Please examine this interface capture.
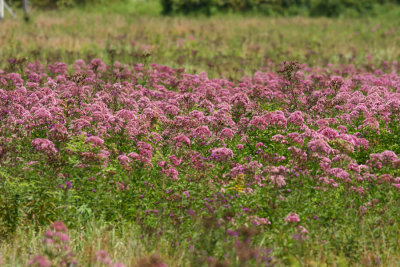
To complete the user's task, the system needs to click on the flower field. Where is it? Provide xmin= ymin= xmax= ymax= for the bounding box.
xmin=1 ymin=1 xmax=400 ymax=265
xmin=1 ymin=56 xmax=400 ymax=266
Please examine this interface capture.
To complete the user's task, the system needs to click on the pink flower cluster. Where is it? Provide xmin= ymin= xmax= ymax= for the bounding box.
xmin=95 ymin=250 xmax=126 ymax=267
xmin=32 ymin=138 xmax=58 ymax=155
xmin=285 ymin=213 xmax=300 ymax=223
xmin=29 ymin=221 xmax=76 ymax=267
xmin=1 ymin=59 xmax=400 ymax=239
xmin=211 ymin=147 xmax=234 ymax=162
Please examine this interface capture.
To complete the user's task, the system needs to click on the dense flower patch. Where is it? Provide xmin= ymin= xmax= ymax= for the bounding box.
xmin=1 ymin=60 xmax=400 ymax=265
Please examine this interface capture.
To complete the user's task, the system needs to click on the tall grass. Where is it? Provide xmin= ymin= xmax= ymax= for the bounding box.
xmin=1 ymin=2 xmax=400 ymax=79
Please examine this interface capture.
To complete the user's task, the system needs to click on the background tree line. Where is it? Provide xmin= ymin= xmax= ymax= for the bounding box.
xmin=6 ymin=0 xmax=400 ymax=16
xmin=160 ymin=0 xmax=400 ymax=17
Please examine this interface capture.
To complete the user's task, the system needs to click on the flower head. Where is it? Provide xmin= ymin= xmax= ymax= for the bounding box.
xmin=28 ymin=255 xmax=52 ymax=267
xmin=211 ymin=147 xmax=234 ymax=162
xmin=285 ymin=213 xmax=300 ymax=223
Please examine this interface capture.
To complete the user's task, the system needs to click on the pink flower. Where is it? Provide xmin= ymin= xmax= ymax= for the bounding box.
xmin=229 ymin=165 xmax=246 ymax=178
xmin=392 ymin=183 xmax=400 ymax=189
xmin=220 ymin=128 xmax=235 ymax=140
xmin=240 ymin=135 xmax=249 ymax=143
xmin=288 ymin=111 xmax=304 ymax=126
xmin=184 ymin=191 xmax=190 ymax=198
xmin=297 ymin=225 xmax=308 ymax=234
xmin=272 ymin=134 xmax=288 ymax=144
xmin=249 ymin=116 xmax=266 ymax=130
xmin=263 ymin=111 xmax=287 ymax=128
xmin=50 ymin=221 xmax=68 ymax=232
xmin=49 ymin=123 xmax=68 ymax=140
xmin=69 ymin=118 xmax=91 ymax=131
xmin=248 ymin=160 xmax=262 ymax=172
xmin=285 ymin=213 xmax=300 ymax=223
xmin=211 ymin=147 xmax=234 ymax=162
xmin=58 ymin=233 xmax=70 ymax=242
xmin=362 ymin=116 xmax=380 ymax=130
xmin=118 ymin=154 xmax=131 ymax=165
xmin=96 ymin=250 xmax=112 ymax=265
xmin=128 ymin=152 xmax=140 ymax=160
xmin=174 ymin=134 xmax=191 ymax=147
xmin=33 ymin=108 xmax=52 ymax=122
xmin=319 ymin=127 xmax=339 ymax=139
xmin=319 ymin=157 xmax=331 ymax=171
xmin=193 ymin=125 xmax=212 ymax=139
xmin=250 ymin=216 xmax=271 ymax=226
xmin=86 ymin=136 xmax=104 ymax=148
xmin=329 ymin=168 xmax=351 ymax=182
xmin=157 ymin=160 xmax=167 ymax=168
xmin=256 ymin=142 xmax=265 ymax=148
xmin=393 ymin=159 xmax=400 ymax=168
xmin=32 ymin=138 xmax=58 ymax=155
xmin=236 ymin=144 xmax=244 ymax=150
xmin=271 ymin=175 xmax=286 ymax=188
xmin=379 ymin=174 xmax=393 ymax=183
xmin=165 ymin=167 xmax=179 ymax=181
xmin=169 ymin=155 xmax=183 ymax=166
xmin=28 ymin=255 xmax=52 ymax=267
xmin=381 ymin=150 xmax=398 ymax=164
xmin=337 ymin=125 xmax=348 ymax=134
xmin=316 ymin=119 xmax=329 ymax=129
xmin=138 ymin=141 xmax=153 ymax=156
xmin=116 ymin=109 xmax=137 ymax=121
xmin=164 ymin=104 xmax=180 ymax=116
xmin=307 ymin=139 xmax=332 ymax=155
xmin=230 ymin=92 xmax=250 ymax=107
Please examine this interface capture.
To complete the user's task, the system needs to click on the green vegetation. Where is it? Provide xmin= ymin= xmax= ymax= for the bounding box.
xmin=160 ymin=0 xmax=400 ymax=17
xmin=7 ymin=0 xmax=129 ymax=9
xmin=1 ymin=2 xmax=400 ymax=80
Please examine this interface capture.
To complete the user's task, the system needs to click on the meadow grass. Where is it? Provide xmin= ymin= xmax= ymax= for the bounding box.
xmin=1 ymin=2 xmax=400 ymax=80
xmin=0 ymin=220 xmax=189 ymax=267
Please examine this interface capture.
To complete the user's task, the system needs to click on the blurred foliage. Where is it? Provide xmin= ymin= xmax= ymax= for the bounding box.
xmin=161 ymin=0 xmax=400 ymax=16
xmin=8 ymin=0 xmax=128 ymax=8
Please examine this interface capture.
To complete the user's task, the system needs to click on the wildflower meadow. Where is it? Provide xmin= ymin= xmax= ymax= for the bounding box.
xmin=1 ymin=0 xmax=400 ymax=266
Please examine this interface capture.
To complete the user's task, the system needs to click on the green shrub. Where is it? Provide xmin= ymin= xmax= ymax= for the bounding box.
xmin=27 ymin=0 xmax=128 ymax=8
xmin=160 ymin=0 xmax=399 ymax=16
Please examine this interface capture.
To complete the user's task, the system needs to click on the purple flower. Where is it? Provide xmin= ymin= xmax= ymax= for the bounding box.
xmin=226 ymin=229 xmax=238 ymax=236
xmin=187 ymin=209 xmax=196 ymax=216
